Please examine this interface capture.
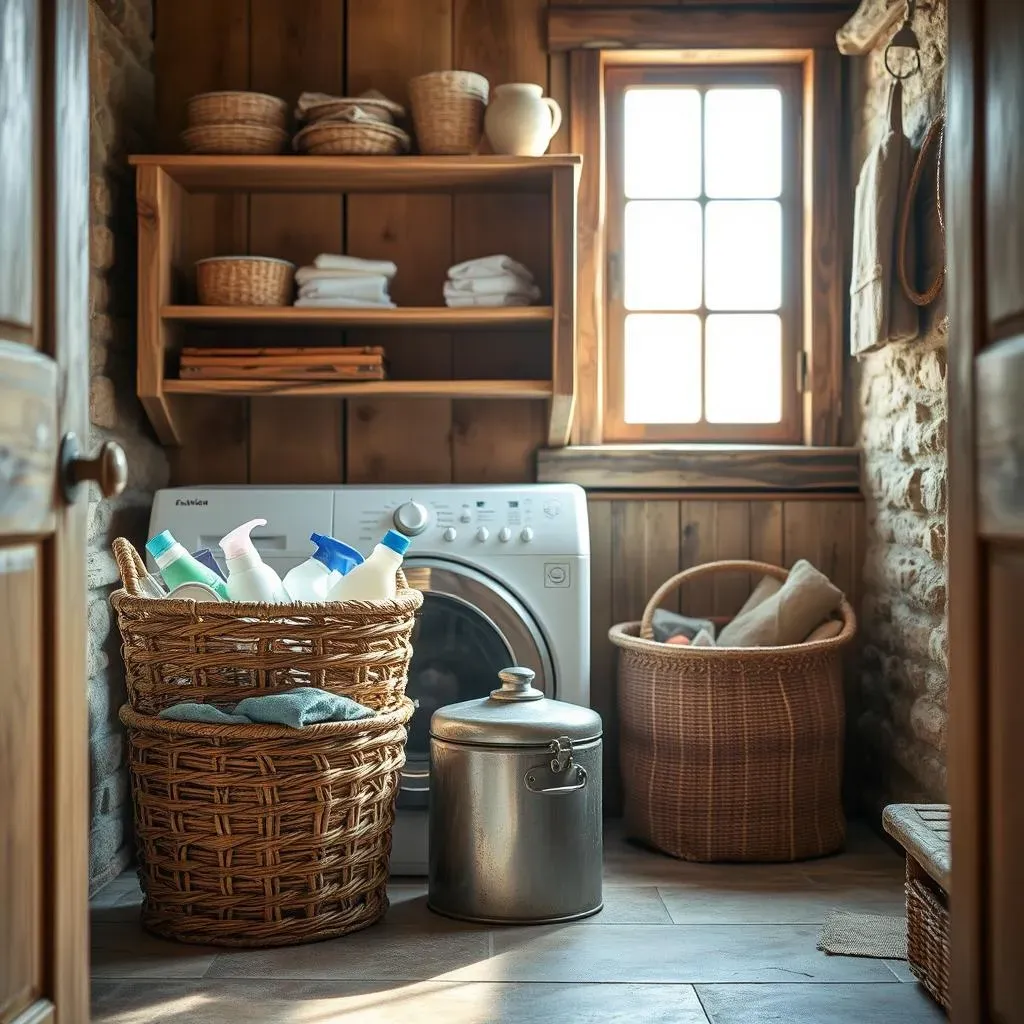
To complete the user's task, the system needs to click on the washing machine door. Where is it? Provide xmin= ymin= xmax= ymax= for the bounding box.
xmin=400 ymin=558 xmax=554 ymax=806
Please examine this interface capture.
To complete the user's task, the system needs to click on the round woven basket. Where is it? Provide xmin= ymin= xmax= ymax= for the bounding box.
xmin=181 ymin=123 xmax=289 ymax=155
xmin=609 ymin=560 xmax=856 ymax=863
xmin=186 ymin=90 xmax=289 ymax=130
xmin=195 ymin=255 xmax=295 ymax=306
xmin=408 ymin=70 xmax=489 ymax=154
xmin=111 ymin=538 xmax=423 ymax=716
xmin=293 ymin=120 xmax=410 ymax=156
xmin=121 ymin=699 xmax=414 ymax=947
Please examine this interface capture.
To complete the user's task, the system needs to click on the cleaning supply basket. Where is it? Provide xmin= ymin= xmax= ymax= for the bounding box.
xmin=121 ymin=699 xmax=414 ymax=947
xmin=609 ymin=560 xmax=856 ymax=863
xmin=111 ymin=538 xmax=422 ymax=716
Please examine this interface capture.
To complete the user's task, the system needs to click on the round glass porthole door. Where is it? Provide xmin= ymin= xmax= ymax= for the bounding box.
xmin=400 ymin=560 xmax=553 ymax=806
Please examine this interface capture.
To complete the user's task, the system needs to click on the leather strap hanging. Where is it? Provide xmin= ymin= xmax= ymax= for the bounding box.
xmin=897 ymin=112 xmax=946 ymax=306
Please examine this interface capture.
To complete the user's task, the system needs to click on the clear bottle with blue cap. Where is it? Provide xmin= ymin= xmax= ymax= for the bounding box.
xmin=283 ymin=533 xmax=365 ymax=602
xmin=146 ymin=530 xmax=230 ymax=600
xmin=326 ymin=529 xmax=410 ymax=602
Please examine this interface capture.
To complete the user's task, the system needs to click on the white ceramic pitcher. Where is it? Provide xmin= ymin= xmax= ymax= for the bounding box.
xmin=484 ymin=83 xmax=562 ymax=157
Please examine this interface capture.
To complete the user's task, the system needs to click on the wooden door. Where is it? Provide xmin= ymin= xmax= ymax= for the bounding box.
xmin=0 ymin=0 xmax=101 ymax=1021
xmin=948 ymin=0 xmax=1024 ymax=1020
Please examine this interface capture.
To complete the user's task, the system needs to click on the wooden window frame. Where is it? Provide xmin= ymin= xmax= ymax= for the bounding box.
xmin=568 ymin=47 xmax=844 ymax=450
xmin=604 ymin=62 xmax=804 ymax=444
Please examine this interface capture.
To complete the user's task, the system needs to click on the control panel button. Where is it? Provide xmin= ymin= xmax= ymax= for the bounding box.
xmin=475 ymin=527 xmax=489 ymax=542
xmin=520 ymin=527 xmax=534 ymax=543
xmin=442 ymin=527 xmax=457 ymax=542
xmin=498 ymin=527 xmax=512 ymax=543
xmin=459 ymin=505 xmax=473 ymax=524
xmin=393 ymin=500 xmax=430 ymax=536
xmin=545 ymin=562 xmax=571 ymax=588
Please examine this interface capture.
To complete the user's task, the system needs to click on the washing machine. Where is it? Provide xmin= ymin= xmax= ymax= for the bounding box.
xmin=148 ymin=483 xmax=591 ymax=875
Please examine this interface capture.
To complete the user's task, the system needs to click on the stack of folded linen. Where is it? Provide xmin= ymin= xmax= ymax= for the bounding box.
xmin=294 ymin=254 xmax=397 ymax=308
xmin=443 ymin=254 xmax=541 ymax=307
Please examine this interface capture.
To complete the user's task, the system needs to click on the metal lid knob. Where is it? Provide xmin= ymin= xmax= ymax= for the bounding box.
xmin=491 ymin=666 xmax=544 ymax=702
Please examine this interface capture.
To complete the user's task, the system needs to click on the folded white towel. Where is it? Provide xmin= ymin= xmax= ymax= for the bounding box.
xmin=445 ymin=293 xmax=535 ymax=308
xmin=448 ymin=254 xmax=534 ymax=282
xmin=294 ymin=296 xmax=397 ymax=308
xmin=444 ymin=273 xmax=540 ymax=300
xmin=299 ymin=276 xmax=390 ymax=301
xmin=312 ymin=254 xmax=397 ymax=277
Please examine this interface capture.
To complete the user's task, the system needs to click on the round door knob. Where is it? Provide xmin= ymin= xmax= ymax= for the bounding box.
xmin=520 ymin=527 xmax=534 ymax=543
xmin=442 ymin=527 xmax=457 ymax=542
xmin=60 ymin=433 xmax=127 ymax=503
xmin=475 ymin=527 xmax=489 ymax=542
xmin=393 ymin=500 xmax=430 ymax=536
xmin=498 ymin=527 xmax=512 ymax=543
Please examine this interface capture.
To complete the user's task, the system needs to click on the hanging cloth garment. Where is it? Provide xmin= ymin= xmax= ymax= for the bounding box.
xmin=850 ymin=80 xmax=919 ymax=356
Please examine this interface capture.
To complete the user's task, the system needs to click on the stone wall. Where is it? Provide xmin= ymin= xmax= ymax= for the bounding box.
xmin=88 ymin=0 xmax=168 ymax=893
xmin=852 ymin=0 xmax=948 ymax=815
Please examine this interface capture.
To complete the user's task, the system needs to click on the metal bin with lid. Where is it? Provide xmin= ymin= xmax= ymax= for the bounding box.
xmin=427 ymin=666 xmax=603 ymax=923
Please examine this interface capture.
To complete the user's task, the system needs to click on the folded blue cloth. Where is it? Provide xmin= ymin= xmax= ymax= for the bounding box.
xmin=158 ymin=687 xmax=374 ymax=729
xmin=234 ymin=687 xmax=375 ymax=728
xmin=159 ymin=704 xmax=251 ymax=725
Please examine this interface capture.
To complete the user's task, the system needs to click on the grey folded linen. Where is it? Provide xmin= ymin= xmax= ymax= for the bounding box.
xmin=159 ymin=687 xmax=374 ymax=728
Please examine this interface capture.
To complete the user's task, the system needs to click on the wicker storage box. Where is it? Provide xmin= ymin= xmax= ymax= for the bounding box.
xmin=409 ymin=70 xmax=489 ymax=154
xmin=883 ymin=803 xmax=950 ymax=1010
xmin=195 ymin=255 xmax=295 ymax=306
xmin=111 ymin=538 xmax=422 ymax=716
xmin=121 ymin=699 xmax=414 ymax=947
xmin=609 ymin=560 xmax=856 ymax=863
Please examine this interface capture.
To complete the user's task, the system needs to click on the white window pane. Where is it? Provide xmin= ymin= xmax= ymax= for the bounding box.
xmin=625 ymin=314 xmax=701 ymax=424
xmin=705 ymin=200 xmax=782 ymax=311
xmin=624 ymin=88 xmax=702 ymax=199
xmin=705 ymin=314 xmax=782 ymax=423
xmin=625 ymin=201 xmax=702 ymax=311
xmin=705 ymin=88 xmax=782 ymax=198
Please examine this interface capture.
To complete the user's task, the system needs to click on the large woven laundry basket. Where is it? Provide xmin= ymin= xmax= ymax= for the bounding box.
xmin=110 ymin=538 xmax=421 ymax=716
xmin=609 ymin=560 xmax=856 ymax=863
xmin=121 ymin=699 xmax=414 ymax=947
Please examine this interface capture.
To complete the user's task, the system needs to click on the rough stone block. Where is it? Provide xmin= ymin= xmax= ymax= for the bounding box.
xmin=90 ymin=375 xmax=118 ymax=429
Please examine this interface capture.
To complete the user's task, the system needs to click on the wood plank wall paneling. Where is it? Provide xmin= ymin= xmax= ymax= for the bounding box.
xmin=592 ymin=494 xmax=865 ymax=815
xmin=452 ymin=0 xmax=551 ymax=483
xmin=345 ymin=0 xmax=455 ymax=484
xmin=155 ymin=0 xmax=250 ymax=486
xmin=247 ymin=0 xmax=346 ymax=484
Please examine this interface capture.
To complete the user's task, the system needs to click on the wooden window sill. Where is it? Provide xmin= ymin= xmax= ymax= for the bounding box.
xmin=536 ymin=444 xmax=861 ymax=492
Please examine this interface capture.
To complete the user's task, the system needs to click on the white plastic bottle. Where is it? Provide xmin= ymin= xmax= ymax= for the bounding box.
xmin=326 ymin=529 xmax=410 ymax=602
xmin=283 ymin=533 xmax=365 ymax=602
xmin=218 ymin=518 xmax=288 ymax=603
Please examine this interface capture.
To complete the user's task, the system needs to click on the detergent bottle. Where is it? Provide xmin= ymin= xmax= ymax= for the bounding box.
xmin=218 ymin=518 xmax=288 ymax=603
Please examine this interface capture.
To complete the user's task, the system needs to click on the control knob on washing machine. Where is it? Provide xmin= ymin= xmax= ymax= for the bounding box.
xmin=393 ymin=500 xmax=430 ymax=536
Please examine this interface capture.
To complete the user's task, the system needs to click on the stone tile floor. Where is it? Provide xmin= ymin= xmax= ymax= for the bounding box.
xmin=90 ymin=822 xmax=945 ymax=1023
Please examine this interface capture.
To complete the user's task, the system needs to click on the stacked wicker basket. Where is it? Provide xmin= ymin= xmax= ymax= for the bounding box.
xmin=182 ymin=91 xmax=289 ymax=154
xmin=110 ymin=538 xmax=422 ymax=947
xmin=293 ymin=90 xmax=410 ymax=156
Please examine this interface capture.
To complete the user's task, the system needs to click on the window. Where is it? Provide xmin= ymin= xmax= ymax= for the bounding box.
xmin=604 ymin=65 xmax=804 ymax=443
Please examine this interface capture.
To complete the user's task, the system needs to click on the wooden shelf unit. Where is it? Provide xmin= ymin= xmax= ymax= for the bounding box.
xmin=132 ymin=154 xmax=580 ymax=448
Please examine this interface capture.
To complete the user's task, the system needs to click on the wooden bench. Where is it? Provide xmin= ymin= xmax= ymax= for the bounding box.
xmin=883 ymin=803 xmax=951 ymax=1011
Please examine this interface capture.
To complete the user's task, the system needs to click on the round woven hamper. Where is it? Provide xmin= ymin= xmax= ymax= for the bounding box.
xmin=609 ymin=560 xmax=856 ymax=863
xmin=121 ymin=699 xmax=414 ymax=947
xmin=110 ymin=538 xmax=422 ymax=716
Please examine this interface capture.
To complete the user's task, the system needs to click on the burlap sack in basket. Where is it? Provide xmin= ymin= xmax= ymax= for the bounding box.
xmin=609 ymin=560 xmax=856 ymax=863
xmin=110 ymin=537 xmax=422 ymax=716
xmin=121 ymin=698 xmax=414 ymax=947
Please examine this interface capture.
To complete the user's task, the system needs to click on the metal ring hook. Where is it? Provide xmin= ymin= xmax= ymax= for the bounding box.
xmin=885 ymin=43 xmax=921 ymax=81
